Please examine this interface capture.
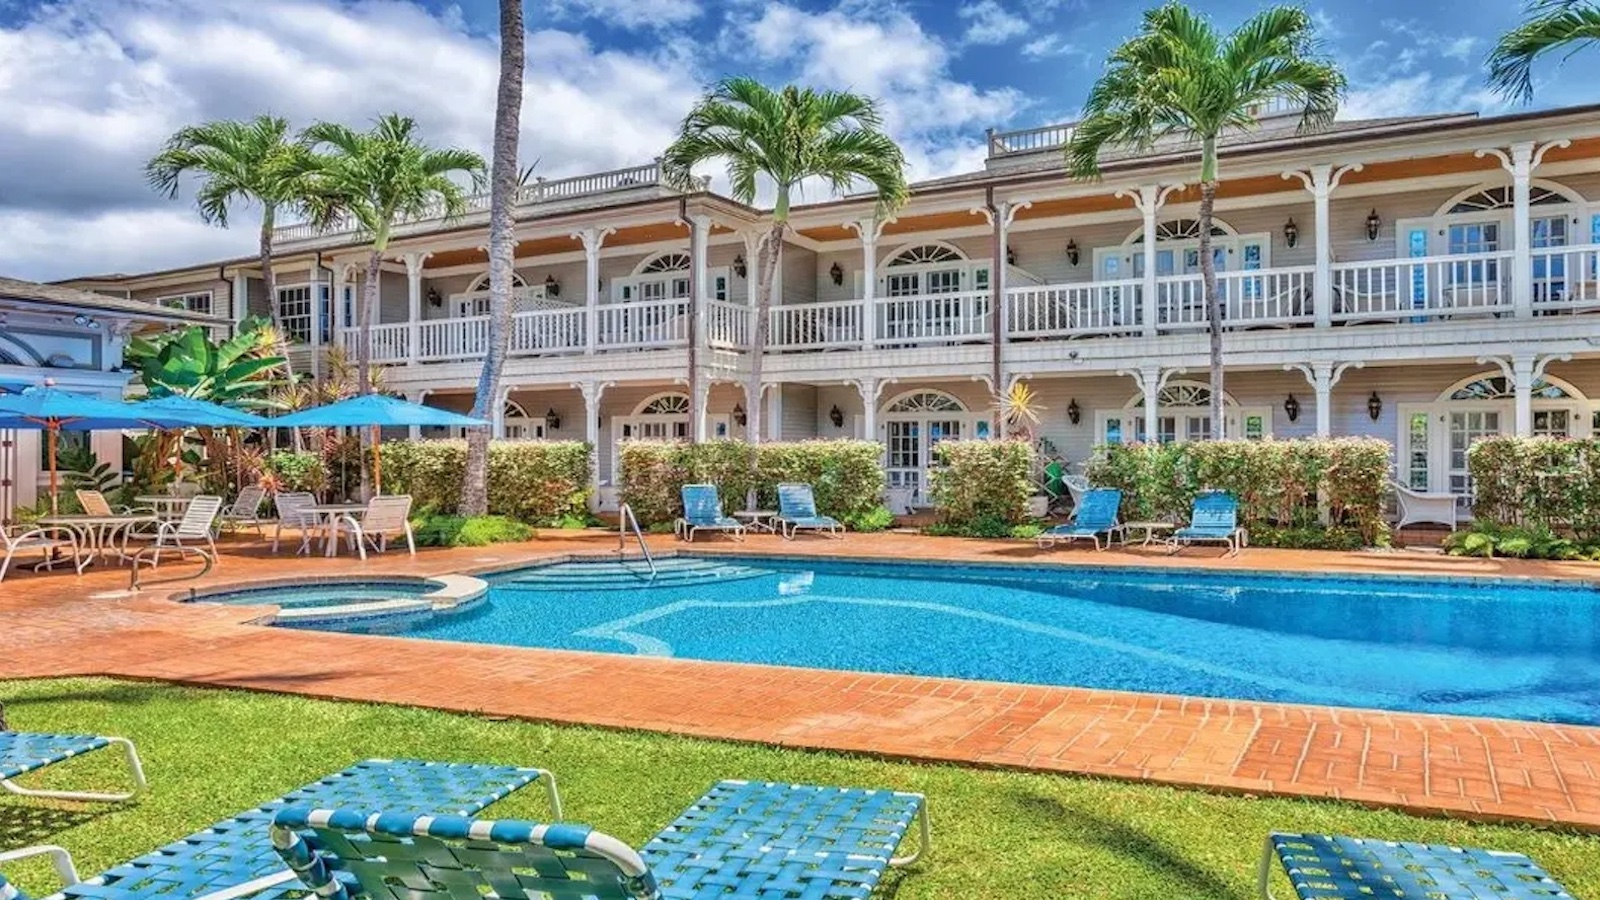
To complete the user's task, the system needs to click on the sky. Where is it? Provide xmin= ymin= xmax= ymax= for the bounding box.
xmin=0 ymin=0 xmax=1589 ymax=282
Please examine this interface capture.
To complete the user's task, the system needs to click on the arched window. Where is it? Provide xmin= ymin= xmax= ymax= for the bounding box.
xmin=1101 ymin=381 xmax=1268 ymax=444
xmin=1446 ymin=185 xmax=1571 ymax=214
xmin=638 ymin=252 xmax=691 ymax=274
xmin=637 ymin=393 xmax=691 ymax=415
xmin=1131 ymin=218 xmax=1233 ymax=243
xmin=886 ymin=244 xmax=964 ymax=266
xmin=465 ymin=271 xmax=528 ymax=293
xmin=1130 ymin=383 xmax=1233 ymax=409
xmin=885 ymin=390 xmax=965 ymax=413
xmin=1448 ymin=376 xmax=1574 ymax=401
xmin=879 ymin=390 xmax=983 ymax=503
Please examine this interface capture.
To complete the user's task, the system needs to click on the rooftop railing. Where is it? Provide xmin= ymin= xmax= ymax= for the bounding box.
xmin=986 ymin=123 xmax=1078 ymax=159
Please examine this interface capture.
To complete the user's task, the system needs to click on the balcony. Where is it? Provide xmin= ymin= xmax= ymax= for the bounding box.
xmin=274 ymin=161 xmax=705 ymax=244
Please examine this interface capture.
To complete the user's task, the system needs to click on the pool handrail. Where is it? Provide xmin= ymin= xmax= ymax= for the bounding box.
xmin=618 ymin=503 xmax=656 ymax=580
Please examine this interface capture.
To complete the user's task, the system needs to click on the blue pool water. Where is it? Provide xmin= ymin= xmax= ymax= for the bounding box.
xmin=280 ymin=557 xmax=1600 ymax=725
xmin=197 ymin=581 xmax=436 ymax=610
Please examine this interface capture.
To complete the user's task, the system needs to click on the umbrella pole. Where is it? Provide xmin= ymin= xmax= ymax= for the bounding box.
xmin=47 ymin=426 xmax=59 ymax=515
xmin=371 ymin=424 xmax=381 ymax=496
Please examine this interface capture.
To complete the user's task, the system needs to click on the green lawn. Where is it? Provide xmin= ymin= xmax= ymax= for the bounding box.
xmin=2 ymin=678 xmax=1596 ymax=899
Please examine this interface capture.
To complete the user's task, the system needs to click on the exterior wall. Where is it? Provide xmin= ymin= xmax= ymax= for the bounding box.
xmin=779 ymin=383 xmax=818 ymax=440
xmin=780 ymin=245 xmax=816 ymax=306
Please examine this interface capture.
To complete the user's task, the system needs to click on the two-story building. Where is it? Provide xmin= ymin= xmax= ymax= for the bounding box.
xmin=47 ymin=99 xmax=1600 ymax=513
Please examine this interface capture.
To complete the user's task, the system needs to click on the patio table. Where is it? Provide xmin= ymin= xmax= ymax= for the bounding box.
xmin=37 ymin=513 xmax=156 ymax=567
xmin=301 ymin=503 xmax=369 ymax=558
xmin=1122 ymin=521 xmax=1175 ymax=547
xmin=732 ymin=509 xmax=777 ymax=533
xmin=134 ymin=495 xmax=194 ymax=522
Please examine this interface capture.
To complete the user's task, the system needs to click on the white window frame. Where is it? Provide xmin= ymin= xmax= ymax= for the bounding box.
xmin=275 ymin=282 xmax=330 ymax=343
xmin=156 ymin=291 xmax=214 ymax=316
xmin=1095 ymin=381 xmax=1271 ymax=445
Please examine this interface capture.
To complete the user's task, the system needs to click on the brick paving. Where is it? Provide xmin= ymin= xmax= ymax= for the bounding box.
xmin=4 ymin=531 xmax=1600 ymax=829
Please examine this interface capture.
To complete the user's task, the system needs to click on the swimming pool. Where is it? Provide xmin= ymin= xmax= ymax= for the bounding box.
xmin=272 ymin=556 xmax=1600 ymax=725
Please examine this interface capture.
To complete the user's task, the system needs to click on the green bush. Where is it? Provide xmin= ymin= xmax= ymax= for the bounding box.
xmin=1466 ymin=437 xmax=1600 ymax=539
xmin=618 ymin=439 xmax=886 ymax=528
xmin=263 ymin=451 xmax=328 ymax=495
xmin=1085 ymin=438 xmax=1392 ymax=546
xmin=1443 ymin=520 xmax=1598 ymax=560
xmin=412 ymin=514 xmax=535 ymax=548
xmin=379 ymin=440 xmax=591 ymax=524
xmin=929 ymin=440 xmax=1035 ymax=530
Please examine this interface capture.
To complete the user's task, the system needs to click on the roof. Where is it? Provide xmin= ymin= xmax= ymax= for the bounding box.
xmin=0 ymin=275 xmax=228 ymax=324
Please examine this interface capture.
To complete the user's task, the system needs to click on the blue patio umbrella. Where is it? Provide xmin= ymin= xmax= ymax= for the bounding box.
xmin=0 ymin=384 xmax=200 ymax=512
xmin=273 ymin=394 xmax=488 ymax=492
xmin=133 ymin=394 xmax=272 ymax=428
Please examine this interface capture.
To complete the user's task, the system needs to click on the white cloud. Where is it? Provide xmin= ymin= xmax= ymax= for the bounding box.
xmin=545 ymin=0 xmax=702 ymax=30
xmin=1340 ymin=72 xmax=1504 ymax=119
xmin=958 ymin=0 xmax=1028 ymax=46
xmin=1021 ymin=34 xmax=1077 ymax=59
xmin=0 ymin=0 xmax=705 ymax=281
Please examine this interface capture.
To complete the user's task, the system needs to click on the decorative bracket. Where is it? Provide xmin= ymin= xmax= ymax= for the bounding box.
xmin=844 ymin=217 xmax=893 ymax=246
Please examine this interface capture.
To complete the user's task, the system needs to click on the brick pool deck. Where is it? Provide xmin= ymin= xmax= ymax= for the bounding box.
xmin=4 ymin=531 xmax=1600 ymax=830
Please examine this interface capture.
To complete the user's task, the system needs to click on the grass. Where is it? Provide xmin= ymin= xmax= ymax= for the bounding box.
xmin=3 ymin=677 xmax=1598 ymax=899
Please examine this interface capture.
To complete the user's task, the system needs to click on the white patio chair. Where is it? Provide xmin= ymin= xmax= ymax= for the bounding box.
xmin=340 ymin=495 xmax=416 ymax=560
xmin=1392 ymin=481 xmax=1459 ymax=530
xmin=74 ymin=490 xmax=155 ymax=517
xmin=220 ymin=485 xmax=267 ymax=535
xmin=0 ymin=525 xmax=84 ymax=582
xmin=1063 ymin=474 xmax=1090 ymax=508
xmin=124 ymin=495 xmax=223 ymax=568
xmin=270 ymin=491 xmax=321 ymax=555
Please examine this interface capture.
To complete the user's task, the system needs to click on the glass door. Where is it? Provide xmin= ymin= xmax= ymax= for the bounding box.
xmin=1447 ymin=409 xmax=1501 ymax=499
xmin=886 ymin=421 xmax=921 ymax=494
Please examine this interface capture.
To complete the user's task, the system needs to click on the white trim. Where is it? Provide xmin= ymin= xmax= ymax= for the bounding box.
xmin=154 ymin=290 xmax=215 ymax=316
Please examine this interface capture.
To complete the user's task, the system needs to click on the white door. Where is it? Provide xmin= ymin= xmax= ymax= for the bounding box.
xmin=1446 ymin=409 xmax=1501 ymax=498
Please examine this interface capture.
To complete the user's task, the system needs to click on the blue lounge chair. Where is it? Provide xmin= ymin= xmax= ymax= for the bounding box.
xmin=1171 ymin=490 xmax=1247 ymax=555
xmin=269 ymin=779 xmax=928 ymax=900
xmin=1037 ymin=488 xmax=1123 ymax=550
xmin=1 ymin=729 xmax=146 ymax=803
xmin=1258 ymin=832 xmax=1575 ymax=900
xmin=0 ymin=759 xmax=558 ymax=900
xmin=675 ymin=484 xmax=746 ymax=543
xmin=775 ymin=483 xmax=844 ymax=539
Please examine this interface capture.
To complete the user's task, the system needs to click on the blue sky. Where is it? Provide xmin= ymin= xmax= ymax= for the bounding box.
xmin=0 ymin=0 xmax=1588 ymax=281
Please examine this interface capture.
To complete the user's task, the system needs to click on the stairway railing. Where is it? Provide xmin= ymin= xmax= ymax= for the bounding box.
xmin=617 ymin=503 xmax=657 ymax=580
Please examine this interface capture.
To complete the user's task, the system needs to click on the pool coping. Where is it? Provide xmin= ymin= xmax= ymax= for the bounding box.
xmin=172 ymin=574 xmax=489 ymax=626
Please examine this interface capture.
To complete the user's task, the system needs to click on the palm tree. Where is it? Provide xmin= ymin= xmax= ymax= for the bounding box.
xmin=662 ymin=78 xmax=909 ymax=445
xmin=1066 ymin=3 xmax=1343 ymax=436
xmin=145 ymin=114 xmax=320 ymax=383
xmin=303 ymin=114 xmax=486 ymax=396
xmin=462 ymin=0 xmax=525 ymax=517
xmin=1489 ymin=0 xmax=1600 ymax=102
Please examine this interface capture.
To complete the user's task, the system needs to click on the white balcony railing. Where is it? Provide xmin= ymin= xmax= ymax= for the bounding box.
xmin=595 ymin=299 xmax=691 ymax=350
xmin=769 ymin=300 xmax=866 ymax=350
xmin=512 ymin=307 xmax=586 ymax=355
xmin=1329 ymin=250 xmax=1515 ymax=323
xmin=706 ymin=300 xmax=751 ymax=350
xmin=1154 ymin=267 xmax=1317 ymax=330
xmin=876 ymin=291 xmax=993 ymax=346
xmin=1532 ymin=244 xmax=1600 ymax=314
xmin=1007 ymin=281 xmax=1143 ymax=339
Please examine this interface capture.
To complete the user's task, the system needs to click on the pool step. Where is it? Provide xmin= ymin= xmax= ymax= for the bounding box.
xmin=499 ymin=558 xmax=768 ymax=591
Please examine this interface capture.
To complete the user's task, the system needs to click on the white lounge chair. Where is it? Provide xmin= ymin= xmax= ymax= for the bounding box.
xmin=219 ymin=485 xmax=267 ymax=535
xmin=1393 ymin=481 xmax=1459 ymax=530
xmin=0 ymin=526 xmax=83 ymax=582
xmin=73 ymin=490 xmax=154 ymax=518
xmin=340 ymin=495 xmax=416 ymax=560
xmin=124 ymin=495 xmax=222 ymax=568
xmin=271 ymin=492 xmax=321 ymax=555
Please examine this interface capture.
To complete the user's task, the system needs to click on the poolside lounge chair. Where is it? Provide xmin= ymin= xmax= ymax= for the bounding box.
xmin=1392 ymin=480 xmax=1459 ymax=530
xmin=339 ymin=495 xmax=416 ymax=560
xmin=1170 ymin=491 xmax=1247 ymax=555
xmin=73 ymin=490 xmax=155 ymax=518
xmin=0 ymin=526 xmax=83 ymax=583
xmin=775 ymin=483 xmax=844 ymax=539
xmin=1 ymin=730 xmax=146 ymax=803
xmin=1037 ymin=488 xmax=1123 ymax=550
xmin=0 ymin=759 xmax=560 ymax=900
xmin=270 ymin=779 xmax=927 ymax=900
xmin=270 ymin=492 xmax=320 ymax=555
xmin=1258 ymin=832 xmax=1575 ymax=900
xmin=123 ymin=494 xmax=223 ymax=568
xmin=220 ymin=486 xmax=268 ymax=535
xmin=676 ymin=484 xmax=746 ymax=542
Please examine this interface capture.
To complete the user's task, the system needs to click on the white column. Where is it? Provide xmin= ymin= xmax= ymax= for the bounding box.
xmin=855 ymin=376 xmax=884 ymax=444
xmin=688 ymin=214 xmax=711 ymax=328
xmin=763 ymin=383 xmax=781 ymax=441
xmin=231 ymin=272 xmax=249 ymax=330
xmin=1287 ymin=361 xmax=1361 ymax=437
xmin=1478 ymin=140 xmax=1569 ymax=318
xmin=401 ymin=252 xmax=427 ymax=364
xmin=742 ymin=230 xmax=764 ymax=350
xmin=329 ymin=263 xmax=347 ymax=354
xmin=1284 ymin=164 xmax=1361 ymax=329
xmin=1119 ymin=185 xmax=1182 ymax=336
xmin=309 ymin=261 xmax=324 ymax=380
xmin=406 ymin=389 xmax=430 ymax=441
xmin=1120 ymin=365 xmax=1177 ymax=441
xmin=492 ymin=384 xmax=512 ymax=439
xmin=572 ymin=227 xmax=613 ymax=355
xmin=691 ymin=377 xmax=711 ymax=443
xmin=578 ymin=379 xmax=608 ymax=497
xmin=847 ymin=218 xmax=887 ymax=349
xmin=1513 ymin=352 xmax=1535 ymax=436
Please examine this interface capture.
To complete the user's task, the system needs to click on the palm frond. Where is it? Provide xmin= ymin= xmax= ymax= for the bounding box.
xmin=1489 ymin=0 xmax=1600 ymax=102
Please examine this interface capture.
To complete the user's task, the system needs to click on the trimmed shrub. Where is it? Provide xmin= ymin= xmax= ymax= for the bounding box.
xmin=1468 ymin=437 xmax=1600 ymax=540
xmin=263 ymin=451 xmax=328 ymax=495
xmin=618 ymin=439 xmax=886 ymax=528
xmin=1085 ymin=438 xmax=1392 ymax=547
xmin=929 ymin=440 xmax=1035 ymax=531
xmin=379 ymin=440 xmax=591 ymax=524
xmin=412 ymin=514 xmax=535 ymax=548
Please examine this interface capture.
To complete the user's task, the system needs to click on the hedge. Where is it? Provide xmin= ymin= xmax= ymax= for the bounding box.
xmin=1085 ymin=438 xmax=1392 ymax=546
xmin=618 ymin=439 xmax=886 ymax=529
xmin=377 ymin=439 xmax=592 ymax=524
xmin=1468 ymin=436 xmax=1600 ymax=539
xmin=929 ymin=440 xmax=1035 ymax=530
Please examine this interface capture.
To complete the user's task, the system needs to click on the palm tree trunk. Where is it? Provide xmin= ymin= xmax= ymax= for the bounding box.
xmin=463 ymin=0 xmax=524 ymax=518
xmin=259 ymin=208 xmax=303 ymax=452
xmin=1198 ymin=158 xmax=1224 ymax=439
xmin=359 ymin=249 xmax=380 ymax=397
xmin=748 ymin=220 xmax=784 ymax=448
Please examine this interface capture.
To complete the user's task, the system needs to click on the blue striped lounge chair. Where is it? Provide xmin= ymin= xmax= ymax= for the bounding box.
xmin=775 ymin=483 xmax=844 ymax=539
xmin=1170 ymin=490 xmax=1247 ymax=555
xmin=0 ymin=759 xmax=558 ymax=900
xmin=1258 ymin=832 xmax=1576 ymax=900
xmin=1 ymin=729 xmax=146 ymax=803
xmin=1037 ymin=488 xmax=1123 ymax=550
xmin=675 ymin=484 xmax=746 ymax=543
xmin=268 ymin=779 xmax=928 ymax=900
